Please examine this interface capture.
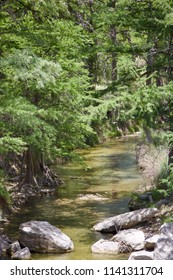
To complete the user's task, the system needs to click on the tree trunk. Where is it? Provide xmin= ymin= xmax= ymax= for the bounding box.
xmin=110 ymin=25 xmax=117 ymax=81
xmin=143 ymin=124 xmax=153 ymax=144
xmin=110 ymin=0 xmax=117 ymax=82
xmin=146 ymin=47 xmax=155 ymax=86
xmin=22 ymin=148 xmax=39 ymax=187
xmin=167 ymin=32 xmax=173 ymax=82
xmin=20 ymin=148 xmax=62 ymax=188
xmin=87 ymin=54 xmax=98 ymax=84
xmin=168 ymin=146 xmax=173 ymax=166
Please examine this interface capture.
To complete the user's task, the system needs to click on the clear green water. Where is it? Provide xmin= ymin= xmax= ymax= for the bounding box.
xmin=5 ymin=137 xmax=142 ymax=260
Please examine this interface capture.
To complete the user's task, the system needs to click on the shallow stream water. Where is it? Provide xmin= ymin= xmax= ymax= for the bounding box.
xmin=5 ymin=137 xmax=142 ymax=260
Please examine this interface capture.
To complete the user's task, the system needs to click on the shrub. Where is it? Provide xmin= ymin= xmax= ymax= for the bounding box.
xmin=0 ymin=171 xmax=11 ymax=205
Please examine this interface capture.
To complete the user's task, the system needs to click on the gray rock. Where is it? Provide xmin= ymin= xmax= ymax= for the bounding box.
xmin=19 ymin=220 xmax=74 ymax=253
xmin=0 ymin=235 xmax=11 ymax=256
xmin=128 ymin=250 xmax=154 ymax=260
xmin=160 ymin=223 xmax=173 ymax=238
xmin=7 ymin=241 xmax=21 ymax=257
xmin=0 ymin=209 xmax=3 ymax=221
xmin=112 ymin=229 xmax=145 ymax=251
xmin=153 ymin=236 xmax=173 ymax=260
xmin=93 ymin=208 xmax=158 ymax=233
xmin=0 ymin=208 xmax=8 ymax=223
xmin=91 ymin=239 xmax=119 ymax=254
xmin=145 ymin=235 xmax=160 ymax=250
xmin=11 ymin=247 xmax=31 ymax=260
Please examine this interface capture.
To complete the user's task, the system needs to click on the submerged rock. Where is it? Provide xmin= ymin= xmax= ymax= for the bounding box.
xmin=19 ymin=220 xmax=74 ymax=253
xmin=93 ymin=208 xmax=158 ymax=233
xmin=77 ymin=193 xmax=108 ymax=201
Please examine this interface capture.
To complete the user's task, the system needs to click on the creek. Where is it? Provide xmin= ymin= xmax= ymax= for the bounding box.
xmin=5 ymin=137 xmax=142 ymax=260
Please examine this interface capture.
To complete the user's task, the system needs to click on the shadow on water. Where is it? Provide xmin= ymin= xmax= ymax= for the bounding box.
xmin=4 ymin=137 xmax=142 ymax=260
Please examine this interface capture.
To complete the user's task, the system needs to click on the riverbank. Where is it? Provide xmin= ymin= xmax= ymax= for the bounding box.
xmin=129 ymin=142 xmax=173 ymax=235
xmin=0 ymin=137 xmax=141 ymax=260
xmin=1 ymin=136 xmax=173 ymax=259
xmin=0 ymin=174 xmax=63 ymax=258
xmin=0 ymin=174 xmax=62 ymax=235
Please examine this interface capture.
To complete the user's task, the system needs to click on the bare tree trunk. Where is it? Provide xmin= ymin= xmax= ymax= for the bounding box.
xmin=110 ymin=0 xmax=117 ymax=82
xmin=145 ymin=0 xmax=155 ymax=86
xmin=146 ymin=47 xmax=155 ymax=86
xmin=110 ymin=25 xmax=117 ymax=81
xmin=167 ymin=32 xmax=173 ymax=82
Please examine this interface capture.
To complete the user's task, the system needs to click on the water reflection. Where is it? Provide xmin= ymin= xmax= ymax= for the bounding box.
xmin=5 ymin=137 xmax=141 ymax=260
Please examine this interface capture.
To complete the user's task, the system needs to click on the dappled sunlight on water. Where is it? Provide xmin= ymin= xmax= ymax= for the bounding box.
xmin=5 ymin=137 xmax=142 ymax=260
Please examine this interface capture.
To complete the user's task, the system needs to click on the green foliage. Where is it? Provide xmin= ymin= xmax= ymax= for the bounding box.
xmin=1 ymin=50 xmax=62 ymax=89
xmin=0 ymin=171 xmax=11 ymax=205
xmin=0 ymin=137 xmax=27 ymax=154
xmin=162 ymin=215 xmax=173 ymax=223
xmin=0 ymin=1 xmax=95 ymax=166
xmin=1 ymin=0 xmax=173 ymax=189
xmin=160 ymin=164 xmax=173 ymax=196
xmin=130 ymin=192 xmax=141 ymax=202
xmin=151 ymin=188 xmax=167 ymax=201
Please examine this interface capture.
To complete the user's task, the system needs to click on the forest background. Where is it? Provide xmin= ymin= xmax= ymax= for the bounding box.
xmin=1 ymin=0 xmax=173 ymax=208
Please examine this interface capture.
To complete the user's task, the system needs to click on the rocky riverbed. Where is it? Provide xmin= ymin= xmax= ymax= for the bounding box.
xmin=91 ymin=208 xmax=173 ymax=259
xmin=1 ymin=206 xmax=173 ymax=260
xmin=1 ymin=141 xmax=173 ymax=260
